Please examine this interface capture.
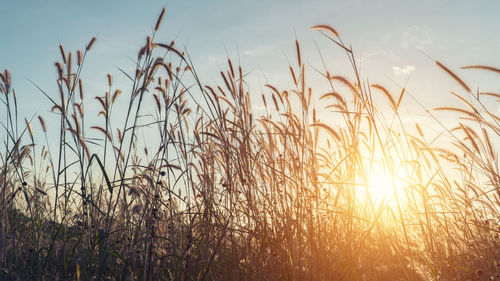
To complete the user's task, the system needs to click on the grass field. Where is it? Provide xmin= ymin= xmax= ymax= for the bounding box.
xmin=1 ymin=7 xmax=499 ymax=281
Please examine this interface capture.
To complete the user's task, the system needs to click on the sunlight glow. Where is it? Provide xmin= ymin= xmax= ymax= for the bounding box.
xmin=359 ymin=163 xmax=405 ymax=207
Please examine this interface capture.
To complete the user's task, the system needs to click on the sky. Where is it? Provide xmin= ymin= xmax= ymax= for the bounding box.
xmin=1 ymin=0 xmax=500 ymax=134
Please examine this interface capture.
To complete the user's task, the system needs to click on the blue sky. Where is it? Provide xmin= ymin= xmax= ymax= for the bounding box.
xmin=1 ymin=0 xmax=500 ymax=127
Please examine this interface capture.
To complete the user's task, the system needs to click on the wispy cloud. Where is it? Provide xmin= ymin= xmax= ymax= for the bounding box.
xmin=392 ymin=65 xmax=415 ymax=75
xmin=399 ymin=25 xmax=433 ymax=49
xmin=357 ymin=50 xmax=395 ymax=64
xmin=243 ymin=42 xmax=283 ymax=57
xmin=383 ymin=25 xmax=434 ymax=50
xmin=201 ymin=54 xmax=226 ymax=64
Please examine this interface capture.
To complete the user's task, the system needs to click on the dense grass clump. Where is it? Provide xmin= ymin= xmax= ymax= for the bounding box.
xmin=1 ymin=8 xmax=499 ymax=281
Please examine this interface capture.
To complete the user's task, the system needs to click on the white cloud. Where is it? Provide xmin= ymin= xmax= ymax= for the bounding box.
xmin=399 ymin=25 xmax=433 ymax=49
xmin=202 ymin=55 xmax=225 ymax=64
xmin=392 ymin=65 xmax=415 ymax=75
xmin=243 ymin=42 xmax=283 ymax=57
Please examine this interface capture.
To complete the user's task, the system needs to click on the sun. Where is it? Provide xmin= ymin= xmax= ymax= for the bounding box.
xmin=367 ymin=168 xmax=396 ymax=202
xmin=359 ymin=163 xmax=404 ymax=207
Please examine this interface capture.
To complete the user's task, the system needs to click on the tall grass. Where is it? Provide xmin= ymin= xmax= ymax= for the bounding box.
xmin=0 ymin=8 xmax=499 ymax=281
